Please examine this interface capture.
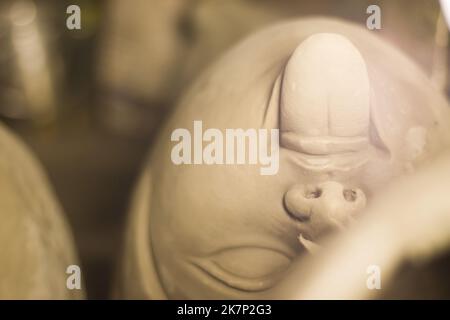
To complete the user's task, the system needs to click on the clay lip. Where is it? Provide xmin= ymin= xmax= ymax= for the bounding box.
xmin=287 ymin=212 xmax=356 ymax=253
xmin=298 ymin=234 xmax=322 ymax=253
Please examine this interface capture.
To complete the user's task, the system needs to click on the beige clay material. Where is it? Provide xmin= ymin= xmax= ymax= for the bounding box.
xmin=0 ymin=123 xmax=83 ymax=299
xmin=272 ymin=152 xmax=450 ymax=299
xmin=118 ymin=18 xmax=450 ymax=299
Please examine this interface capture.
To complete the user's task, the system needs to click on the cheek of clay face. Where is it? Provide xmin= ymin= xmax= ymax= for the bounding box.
xmin=137 ymin=19 xmax=450 ymax=300
xmin=150 ymin=162 xmax=302 ymax=299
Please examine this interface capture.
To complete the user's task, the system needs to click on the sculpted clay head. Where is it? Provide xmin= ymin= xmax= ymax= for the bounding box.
xmin=118 ymin=18 xmax=450 ymax=299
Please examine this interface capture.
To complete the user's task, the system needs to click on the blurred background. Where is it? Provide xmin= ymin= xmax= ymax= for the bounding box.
xmin=0 ymin=0 xmax=449 ymax=299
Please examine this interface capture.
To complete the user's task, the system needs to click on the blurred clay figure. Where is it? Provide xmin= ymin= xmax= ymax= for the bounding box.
xmin=98 ymin=0 xmax=188 ymax=104
xmin=117 ymin=18 xmax=450 ymax=299
xmin=97 ymin=0 xmax=189 ymax=135
xmin=0 ymin=123 xmax=83 ymax=299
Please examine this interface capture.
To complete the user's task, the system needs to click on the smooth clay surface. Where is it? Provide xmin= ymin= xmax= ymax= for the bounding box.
xmin=117 ymin=18 xmax=450 ymax=299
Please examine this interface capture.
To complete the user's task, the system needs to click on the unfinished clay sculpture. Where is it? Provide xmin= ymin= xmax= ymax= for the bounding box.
xmin=117 ymin=18 xmax=450 ymax=299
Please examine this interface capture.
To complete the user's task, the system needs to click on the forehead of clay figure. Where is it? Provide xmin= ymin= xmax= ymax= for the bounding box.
xmin=148 ymin=22 xmax=450 ymax=299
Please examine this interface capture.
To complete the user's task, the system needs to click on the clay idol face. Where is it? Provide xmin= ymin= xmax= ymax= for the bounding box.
xmin=143 ymin=25 xmax=450 ymax=299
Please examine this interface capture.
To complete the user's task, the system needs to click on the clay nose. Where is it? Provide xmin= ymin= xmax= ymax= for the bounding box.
xmin=284 ymin=181 xmax=366 ymax=237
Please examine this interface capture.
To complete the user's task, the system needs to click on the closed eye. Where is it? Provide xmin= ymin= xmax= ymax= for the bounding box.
xmin=189 ymin=246 xmax=291 ymax=292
